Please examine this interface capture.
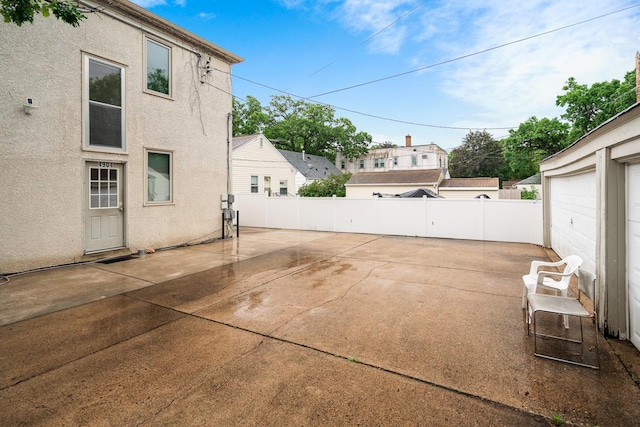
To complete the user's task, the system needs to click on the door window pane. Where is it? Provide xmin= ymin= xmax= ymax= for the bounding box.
xmin=89 ymin=166 xmax=118 ymax=209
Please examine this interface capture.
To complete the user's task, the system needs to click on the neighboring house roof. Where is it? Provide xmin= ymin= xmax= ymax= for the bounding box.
xmin=346 ymin=169 xmax=443 ymax=185
xmin=278 ymin=150 xmax=342 ymax=180
xmin=232 ymin=134 xmax=260 ymax=151
xmin=502 ymin=180 xmax=520 ymax=189
xmin=517 ymin=173 xmax=541 ymax=185
xmin=439 ymin=178 xmax=499 ymax=188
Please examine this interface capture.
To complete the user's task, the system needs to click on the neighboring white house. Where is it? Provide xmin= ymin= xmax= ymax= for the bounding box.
xmin=336 ymin=135 xmax=449 ymax=175
xmin=0 ymin=0 xmax=242 ymax=273
xmin=232 ymin=135 xmax=296 ymax=196
xmin=345 ymin=169 xmax=444 ymax=198
xmin=278 ymin=149 xmax=342 ymax=194
xmin=437 ymin=178 xmax=500 ymax=199
xmin=539 ymin=102 xmax=640 ymax=350
xmin=516 ymin=173 xmax=542 ymax=200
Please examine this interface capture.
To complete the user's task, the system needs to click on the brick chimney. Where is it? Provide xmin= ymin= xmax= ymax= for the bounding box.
xmin=405 ymin=134 xmax=412 ymax=147
xmin=636 ymin=51 xmax=640 ymax=103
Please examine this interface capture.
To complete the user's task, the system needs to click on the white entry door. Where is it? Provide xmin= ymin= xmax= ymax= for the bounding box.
xmin=628 ymin=163 xmax=640 ymax=350
xmin=85 ymin=161 xmax=124 ymax=253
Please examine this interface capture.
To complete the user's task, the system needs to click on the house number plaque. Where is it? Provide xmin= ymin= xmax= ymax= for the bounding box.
xmin=98 ymin=162 xmax=113 ymax=168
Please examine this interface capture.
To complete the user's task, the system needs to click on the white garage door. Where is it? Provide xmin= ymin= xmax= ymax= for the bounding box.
xmin=628 ymin=163 xmax=640 ymax=350
xmin=549 ymin=172 xmax=597 ymax=274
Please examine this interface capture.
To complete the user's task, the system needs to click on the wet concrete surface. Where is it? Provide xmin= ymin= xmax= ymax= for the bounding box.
xmin=1 ymin=228 xmax=639 ymax=426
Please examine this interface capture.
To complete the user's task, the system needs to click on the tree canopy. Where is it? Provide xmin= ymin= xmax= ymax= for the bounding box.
xmin=2 ymin=0 xmax=86 ymax=27
xmin=298 ymin=173 xmax=352 ymax=197
xmin=500 ymin=116 xmax=570 ymax=179
xmin=233 ymin=95 xmax=371 ymax=162
xmin=556 ymin=70 xmax=636 ymax=142
xmin=448 ymin=130 xmax=505 ymax=179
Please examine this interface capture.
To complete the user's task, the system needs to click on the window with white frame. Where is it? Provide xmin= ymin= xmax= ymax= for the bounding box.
xmin=341 ymin=160 xmax=345 ymax=169
xmin=146 ymin=150 xmax=172 ymax=203
xmin=145 ymin=38 xmax=171 ymax=96
xmin=85 ymin=56 xmax=125 ymax=150
xmin=359 ymin=159 xmax=365 ymax=169
xmin=279 ymin=180 xmax=288 ymax=195
xmin=374 ymin=158 xmax=384 ymax=168
xmin=251 ymin=175 xmax=259 ymax=193
xmin=411 ymin=155 xmax=417 ymax=166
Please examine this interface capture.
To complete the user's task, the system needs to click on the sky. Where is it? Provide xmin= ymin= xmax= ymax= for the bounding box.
xmin=130 ymin=0 xmax=640 ymax=151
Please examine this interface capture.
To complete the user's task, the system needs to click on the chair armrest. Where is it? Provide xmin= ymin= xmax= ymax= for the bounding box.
xmin=529 ymin=259 xmax=565 ymax=276
xmin=536 ymin=270 xmax=574 ymax=285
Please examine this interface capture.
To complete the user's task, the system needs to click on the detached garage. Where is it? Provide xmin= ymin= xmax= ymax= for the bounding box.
xmin=540 ymin=103 xmax=640 ymax=350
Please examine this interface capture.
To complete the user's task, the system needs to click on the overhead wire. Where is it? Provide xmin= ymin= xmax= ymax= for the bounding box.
xmin=306 ymin=2 xmax=640 ymax=99
xmin=207 ymin=3 xmax=640 ymax=134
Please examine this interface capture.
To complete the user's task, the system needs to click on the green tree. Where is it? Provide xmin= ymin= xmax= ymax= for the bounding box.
xmin=370 ymin=141 xmax=397 ymax=149
xmin=298 ymin=173 xmax=352 ymax=197
xmin=254 ymin=95 xmax=370 ymax=162
xmin=232 ymin=95 xmax=269 ymax=136
xmin=2 ymin=0 xmax=86 ymax=26
xmin=556 ymin=70 xmax=636 ymax=142
xmin=500 ymin=116 xmax=570 ymax=179
xmin=448 ymin=130 xmax=505 ymax=179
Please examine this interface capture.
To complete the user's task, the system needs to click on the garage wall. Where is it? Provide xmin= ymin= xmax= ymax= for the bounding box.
xmin=548 ymin=172 xmax=597 ymax=275
xmin=628 ymin=163 xmax=640 ymax=349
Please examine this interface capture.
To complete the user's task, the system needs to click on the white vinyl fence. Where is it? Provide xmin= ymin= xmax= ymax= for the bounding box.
xmin=235 ymin=194 xmax=543 ymax=245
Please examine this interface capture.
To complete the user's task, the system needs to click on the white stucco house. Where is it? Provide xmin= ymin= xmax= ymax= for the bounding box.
xmin=539 ymin=102 xmax=640 ymax=350
xmin=0 ymin=0 xmax=242 ymax=273
xmin=336 ymin=135 xmax=449 ymax=175
xmin=232 ymin=135 xmax=297 ymax=196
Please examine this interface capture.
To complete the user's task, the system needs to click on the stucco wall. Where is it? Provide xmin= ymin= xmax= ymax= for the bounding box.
xmin=1 ymin=11 xmax=236 ymax=273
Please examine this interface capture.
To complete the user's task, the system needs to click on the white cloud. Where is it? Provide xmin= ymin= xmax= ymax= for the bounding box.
xmin=198 ymin=12 xmax=216 ymax=20
xmin=175 ymin=0 xmax=187 ymax=6
xmin=420 ymin=0 xmax=640 ymax=126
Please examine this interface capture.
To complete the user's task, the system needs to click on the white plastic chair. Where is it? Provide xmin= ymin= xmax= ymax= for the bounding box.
xmin=521 ymin=255 xmax=583 ymax=327
xmin=526 ymin=270 xmax=599 ymax=369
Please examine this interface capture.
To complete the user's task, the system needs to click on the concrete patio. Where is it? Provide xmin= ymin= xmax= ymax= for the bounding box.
xmin=1 ymin=228 xmax=639 ymax=426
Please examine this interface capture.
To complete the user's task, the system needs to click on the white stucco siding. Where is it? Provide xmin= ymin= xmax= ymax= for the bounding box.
xmin=548 ymin=172 xmax=597 ymax=274
xmin=0 ymin=10 xmax=237 ymax=272
xmin=232 ymin=139 xmax=296 ymax=195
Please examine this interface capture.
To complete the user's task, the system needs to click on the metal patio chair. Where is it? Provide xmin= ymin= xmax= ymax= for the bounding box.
xmin=522 ymin=254 xmax=583 ymax=328
xmin=526 ymin=270 xmax=599 ymax=369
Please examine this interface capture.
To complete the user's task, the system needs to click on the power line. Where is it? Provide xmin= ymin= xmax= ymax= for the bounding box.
xmin=229 ymin=72 xmax=513 ymax=130
xmin=307 ymin=3 xmax=640 ymax=99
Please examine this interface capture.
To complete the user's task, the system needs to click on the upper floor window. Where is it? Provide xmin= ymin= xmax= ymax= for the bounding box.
xmin=374 ymin=158 xmax=384 ymax=168
xmin=393 ymin=157 xmax=398 ymax=166
xmin=341 ymin=160 xmax=345 ymax=169
xmin=145 ymin=38 xmax=171 ymax=96
xmin=359 ymin=159 xmax=365 ymax=169
xmin=411 ymin=155 xmax=417 ymax=166
xmin=85 ymin=56 xmax=125 ymax=151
